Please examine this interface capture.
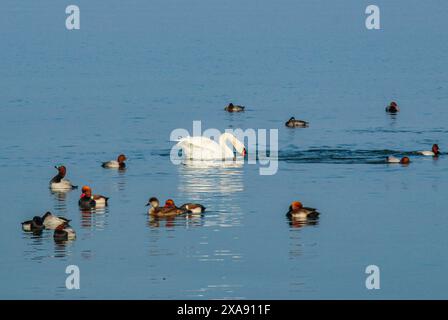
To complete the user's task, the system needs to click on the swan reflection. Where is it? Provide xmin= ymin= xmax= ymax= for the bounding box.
xmin=177 ymin=160 xmax=244 ymax=196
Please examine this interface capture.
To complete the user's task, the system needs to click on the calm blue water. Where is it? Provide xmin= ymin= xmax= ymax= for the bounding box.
xmin=1 ymin=0 xmax=448 ymax=299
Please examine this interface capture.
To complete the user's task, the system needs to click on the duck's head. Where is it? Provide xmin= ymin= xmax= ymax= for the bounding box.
xmin=146 ymin=197 xmax=159 ymax=208
xmin=290 ymin=201 xmax=303 ymax=212
xmin=288 ymin=117 xmax=295 ymax=121
xmin=117 ymin=154 xmax=127 ymax=163
xmin=400 ymin=157 xmax=410 ymax=164
xmin=55 ymin=224 xmax=66 ymax=231
xmin=164 ymin=199 xmax=175 ymax=208
xmin=55 ymin=165 xmax=67 ymax=177
xmin=81 ymin=185 xmax=92 ymax=198
xmin=390 ymin=101 xmax=398 ymax=107
xmin=33 ymin=216 xmax=44 ymax=226
xmin=432 ymin=144 xmax=440 ymax=154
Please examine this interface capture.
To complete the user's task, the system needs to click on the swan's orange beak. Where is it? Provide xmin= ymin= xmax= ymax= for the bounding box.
xmin=242 ymin=148 xmax=247 ymax=157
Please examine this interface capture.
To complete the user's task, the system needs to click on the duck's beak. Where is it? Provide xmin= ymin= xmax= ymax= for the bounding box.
xmin=54 ymin=166 xmax=58 ymax=169
xmin=145 ymin=202 xmax=150 ymax=206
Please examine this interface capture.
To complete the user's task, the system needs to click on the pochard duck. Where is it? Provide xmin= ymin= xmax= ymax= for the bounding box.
xmin=102 ymin=154 xmax=127 ymax=169
xmin=21 ymin=216 xmax=45 ymax=232
xmin=418 ymin=144 xmax=440 ymax=156
xmin=286 ymin=201 xmax=320 ymax=219
xmin=50 ymin=166 xmax=77 ymax=191
xmin=386 ymin=156 xmax=410 ymax=164
xmin=285 ymin=117 xmax=309 ymax=128
xmin=179 ymin=203 xmax=206 ymax=214
xmin=224 ymin=103 xmax=245 ymax=112
xmin=147 ymin=198 xmax=189 ymax=217
xmin=78 ymin=186 xmax=109 ymax=209
xmin=385 ymin=101 xmax=400 ymax=113
xmin=42 ymin=211 xmax=71 ymax=229
xmin=53 ymin=224 xmax=76 ymax=241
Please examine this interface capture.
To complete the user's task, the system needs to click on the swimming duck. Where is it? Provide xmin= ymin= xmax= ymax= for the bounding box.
xmin=53 ymin=224 xmax=76 ymax=241
xmin=50 ymin=166 xmax=77 ymax=191
xmin=224 ymin=103 xmax=245 ymax=112
xmin=102 ymin=154 xmax=127 ymax=169
xmin=42 ymin=211 xmax=71 ymax=229
xmin=386 ymin=156 xmax=410 ymax=164
xmin=179 ymin=203 xmax=206 ymax=214
xmin=286 ymin=201 xmax=320 ymax=219
xmin=385 ymin=101 xmax=400 ymax=113
xmin=21 ymin=216 xmax=45 ymax=232
xmin=146 ymin=197 xmax=162 ymax=215
xmin=147 ymin=198 xmax=189 ymax=217
xmin=418 ymin=144 xmax=440 ymax=156
xmin=78 ymin=186 xmax=109 ymax=209
xmin=285 ymin=117 xmax=309 ymax=128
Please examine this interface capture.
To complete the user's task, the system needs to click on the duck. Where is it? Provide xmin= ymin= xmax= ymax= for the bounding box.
xmin=42 ymin=211 xmax=71 ymax=229
xmin=385 ymin=101 xmax=400 ymax=113
xmin=179 ymin=203 xmax=206 ymax=214
xmin=418 ymin=144 xmax=440 ymax=156
xmin=53 ymin=224 xmax=76 ymax=241
xmin=102 ymin=154 xmax=127 ymax=169
xmin=50 ymin=165 xmax=77 ymax=191
xmin=147 ymin=198 xmax=189 ymax=217
xmin=21 ymin=216 xmax=45 ymax=232
xmin=285 ymin=117 xmax=309 ymax=128
xmin=224 ymin=103 xmax=245 ymax=112
xmin=146 ymin=197 xmax=162 ymax=215
xmin=386 ymin=156 xmax=410 ymax=164
xmin=78 ymin=185 xmax=109 ymax=209
xmin=286 ymin=201 xmax=320 ymax=219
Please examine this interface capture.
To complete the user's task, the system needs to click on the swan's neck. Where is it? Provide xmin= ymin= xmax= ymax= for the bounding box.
xmin=219 ymin=133 xmax=236 ymax=157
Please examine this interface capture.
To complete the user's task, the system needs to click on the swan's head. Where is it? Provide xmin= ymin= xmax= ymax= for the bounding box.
xmin=146 ymin=197 xmax=159 ymax=208
xmin=81 ymin=185 xmax=92 ymax=198
xmin=117 ymin=154 xmax=127 ymax=163
xmin=55 ymin=165 xmax=67 ymax=177
xmin=432 ymin=144 xmax=440 ymax=154
xmin=164 ymin=199 xmax=175 ymax=208
xmin=400 ymin=157 xmax=410 ymax=165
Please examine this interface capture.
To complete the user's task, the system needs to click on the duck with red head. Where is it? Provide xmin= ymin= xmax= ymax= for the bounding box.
xmin=286 ymin=201 xmax=320 ymax=219
xmin=386 ymin=156 xmax=411 ymax=164
xmin=147 ymin=198 xmax=189 ymax=217
xmin=50 ymin=165 xmax=78 ymax=191
xmin=53 ymin=224 xmax=76 ymax=241
xmin=102 ymin=154 xmax=127 ymax=169
xmin=385 ymin=101 xmax=400 ymax=113
xmin=78 ymin=185 xmax=109 ymax=209
xmin=419 ymin=144 xmax=441 ymax=156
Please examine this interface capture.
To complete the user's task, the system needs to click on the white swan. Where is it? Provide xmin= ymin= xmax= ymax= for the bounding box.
xmin=176 ymin=133 xmax=246 ymax=160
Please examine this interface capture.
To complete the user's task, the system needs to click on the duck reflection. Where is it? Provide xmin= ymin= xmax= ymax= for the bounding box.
xmin=287 ymin=216 xmax=319 ymax=228
xmin=80 ymin=207 xmax=108 ymax=230
xmin=177 ymin=161 xmax=244 ymax=228
xmin=50 ymin=191 xmax=68 ymax=215
xmin=148 ymin=213 xmax=205 ymax=229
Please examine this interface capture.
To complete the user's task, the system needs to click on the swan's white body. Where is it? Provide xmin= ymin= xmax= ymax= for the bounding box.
xmin=176 ymin=133 xmax=246 ymax=161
